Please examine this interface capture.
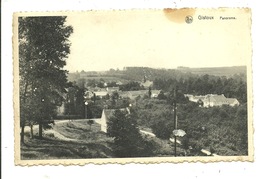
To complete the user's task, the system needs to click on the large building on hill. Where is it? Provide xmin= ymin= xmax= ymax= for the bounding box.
xmin=185 ymin=94 xmax=240 ymax=107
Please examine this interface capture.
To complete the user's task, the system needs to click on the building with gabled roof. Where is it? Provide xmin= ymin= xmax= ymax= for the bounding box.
xmin=118 ymin=90 xmax=161 ymax=99
xmin=94 ymin=91 xmax=108 ymax=98
xmin=203 ymin=94 xmax=229 ymax=107
xmin=226 ymin=98 xmax=240 ymax=107
xmin=185 ymin=94 xmax=240 ymax=107
xmin=106 ymin=87 xmax=120 ymax=92
xmin=141 ymin=80 xmax=153 ymax=89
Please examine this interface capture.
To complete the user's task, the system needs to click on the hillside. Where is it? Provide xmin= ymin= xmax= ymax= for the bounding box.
xmin=21 ymin=119 xmax=187 ymax=159
xmin=21 ymin=120 xmax=114 ymax=159
xmin=177 ymin=66 xmax=246 ymax=77
xmin=68 ymin=66 xmax=247 ymax=84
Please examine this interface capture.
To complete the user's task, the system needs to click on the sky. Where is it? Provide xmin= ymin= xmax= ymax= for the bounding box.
xmin=64 ymin=9 xmax=251 ymax=72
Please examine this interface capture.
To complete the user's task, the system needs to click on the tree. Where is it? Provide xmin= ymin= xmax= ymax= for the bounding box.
xmin=119 ymin=81 xmax=144 ymax=91
xmin=107 ymin=109 xmax=154 ymax=157
xmin=19 ymin=16 xmax=73 ymax=140
xmin=75 ymin=87 xmax=85 ymax=118
xmin=148 ymin=87 xmax=152 ymax=98
xmin=87 ymin=120 xmax=94 ymax=130
xmin=157 ymin=90 xmax=167 ymax=100
xmin=151 ymin=120 xmax=175 ymax=139
xmin=111 ymin=91 xmax=119 ymax=106
xmin=93 ymin=93 xmax=96 ymax=104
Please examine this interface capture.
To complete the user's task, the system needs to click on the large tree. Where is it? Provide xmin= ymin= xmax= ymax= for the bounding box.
xmin=19 ymin=16 xmax=73 ymax=141
xmin=107 ymin=109 xmax=155 ymax=157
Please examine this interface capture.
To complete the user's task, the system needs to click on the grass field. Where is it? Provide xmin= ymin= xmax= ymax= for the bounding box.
xmin=21 ymin=120 xmax=114 ymax=160
xmin=21 ymin=120 xmax=199 ymax=159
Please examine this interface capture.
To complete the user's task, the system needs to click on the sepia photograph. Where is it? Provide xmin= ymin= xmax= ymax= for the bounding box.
xmin=13 ymin=8 xmax=253 ymax=165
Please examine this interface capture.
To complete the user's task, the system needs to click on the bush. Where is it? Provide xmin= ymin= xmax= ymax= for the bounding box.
xmin=210 ymin=146 xmax=216 ymax=154
xmin=151 ymin=120 xmax=174 ymax=140
xmin=55 ymin=115 xmax=83 ymax=120
xmin=107 ymin=109 xmax=156 ymax=157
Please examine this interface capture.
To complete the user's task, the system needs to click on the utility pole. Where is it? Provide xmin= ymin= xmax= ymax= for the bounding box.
xmin=173 ymin=88 xmax=177 ymax=157
xmin=172 ymin=87 xmax=186 ymax=156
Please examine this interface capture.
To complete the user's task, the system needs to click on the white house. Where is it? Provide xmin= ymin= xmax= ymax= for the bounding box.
xmin=151 ymin=90 xmax=161 ymax=98
xmin=94 ymin=91 xmax=108 ymax=99
xmin=141 ymin=80 xmax=153 ymax=89
xmin=226 ymin=98 xmax=240 ymax=106
xmin=203 ymin=94 xmax=240 ymax=107
xmin=118 ymin=90 xmax=161 ymax=99
xmin=185 ymin=94 xmax=240 ymax=107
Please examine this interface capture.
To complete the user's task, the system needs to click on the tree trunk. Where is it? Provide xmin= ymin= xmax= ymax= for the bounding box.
xmin=30 ymin=124 xmax=34 ymax=139
xmin=39 ymin=123 xmax=43 ymax=139
xmin=21 ymin=125 xmax=25 ymax=144
xmin=21 ymin=81 xmax=29 ymax=144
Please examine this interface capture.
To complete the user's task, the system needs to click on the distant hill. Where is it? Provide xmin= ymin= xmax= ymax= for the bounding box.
xmin=67 ymin=66 xmax=247 ymax=84
xmin=176 ymin=66 xmax=246 ymax=77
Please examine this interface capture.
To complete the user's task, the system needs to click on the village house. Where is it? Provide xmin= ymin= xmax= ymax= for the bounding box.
xmin=118 ymin=90 xmax=161 ymax=100
xmin=106 ymin=87 xmax=120 ymax=92
xmin=141 ymin=80 xmax=153 ymax=89
xmin=225 ymin=98 xmax=240 ymax=107
xmin=185 ymin=94 xmax=240 ymax=107
xmin=94 ymin=91 xmax=108 ymax=99
xmin=127 ymin=90 xmax=149 ymax=99
xmin=118 ymin=91 xmax=131 ymax=99
xmin=151 ymin=90 xmax=161 ymax=98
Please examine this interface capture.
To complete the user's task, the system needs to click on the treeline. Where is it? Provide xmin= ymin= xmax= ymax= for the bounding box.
xmin=133 ymin=98 xmax=248 ymax=156
xmin=63 ymin=84 xmax=85 ymax=118
xmin=122 ymin=66 xmax=246 ymax=82
xmin=177 ymin=102 xmax=248 ymax=155
xmin=153 ymin=74 xmax=247 ymax=103
xmin=119 ymin=81 xmax=145 ymax=91
xmin=122 ymin=67 xmax=191 ymax=81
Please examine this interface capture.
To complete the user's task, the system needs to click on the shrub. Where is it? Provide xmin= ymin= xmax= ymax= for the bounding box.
xmin=151 ymin=120 xmax=174 ymax=140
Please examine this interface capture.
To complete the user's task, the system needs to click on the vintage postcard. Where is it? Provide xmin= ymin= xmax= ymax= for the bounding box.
xmin=13 ymin=8 xmax=253 ymax=165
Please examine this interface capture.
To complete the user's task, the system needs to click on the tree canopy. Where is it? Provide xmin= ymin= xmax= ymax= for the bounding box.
xmin=107 ymin=109 xmax=156 ymax=157
xmin=19 ymin=16 xmax=73 ymax=140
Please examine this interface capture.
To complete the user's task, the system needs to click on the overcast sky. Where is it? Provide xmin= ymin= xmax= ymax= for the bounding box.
xmin=64 ymin=9 xmax=251 ymax=72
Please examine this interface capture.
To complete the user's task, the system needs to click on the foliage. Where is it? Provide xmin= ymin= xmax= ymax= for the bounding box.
xmin=107 ymin=109 xmax=156 ymax=157
xmin=148 ymin=87 xmax=152 ymax=98
xmin=87 ymin=103 xmax=103 ymax=118
xmin=87 ymin=120 xmax=94 ymax=129
xmin=134 ymin=98 xmax=173 ymax=128
xmin=19 ymin=16 xmax=73 ymax=139
xmin=64 ymin=84 xmax=86 ymax=118
xmin=21 ymin=120 xmax=114 ymax=159
xmin=151 ymin=120 xmax=174 ymax=139
xmin=134 ymin=97 xmax=248 ymax=155
xmin=119 ymin=81 xmax=145 ymax=91
xmin=177 ymin=103 xmax=248 ymax=155
xmin=157 ymin=90 xmax=167 ymax=100
xmin=166 ymin=88 xmax=189 ymax=105
xmin=153 ymin=74 xmax=247 ymax=103
xmin=122 ymin=66 xmax=246 ymax=81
